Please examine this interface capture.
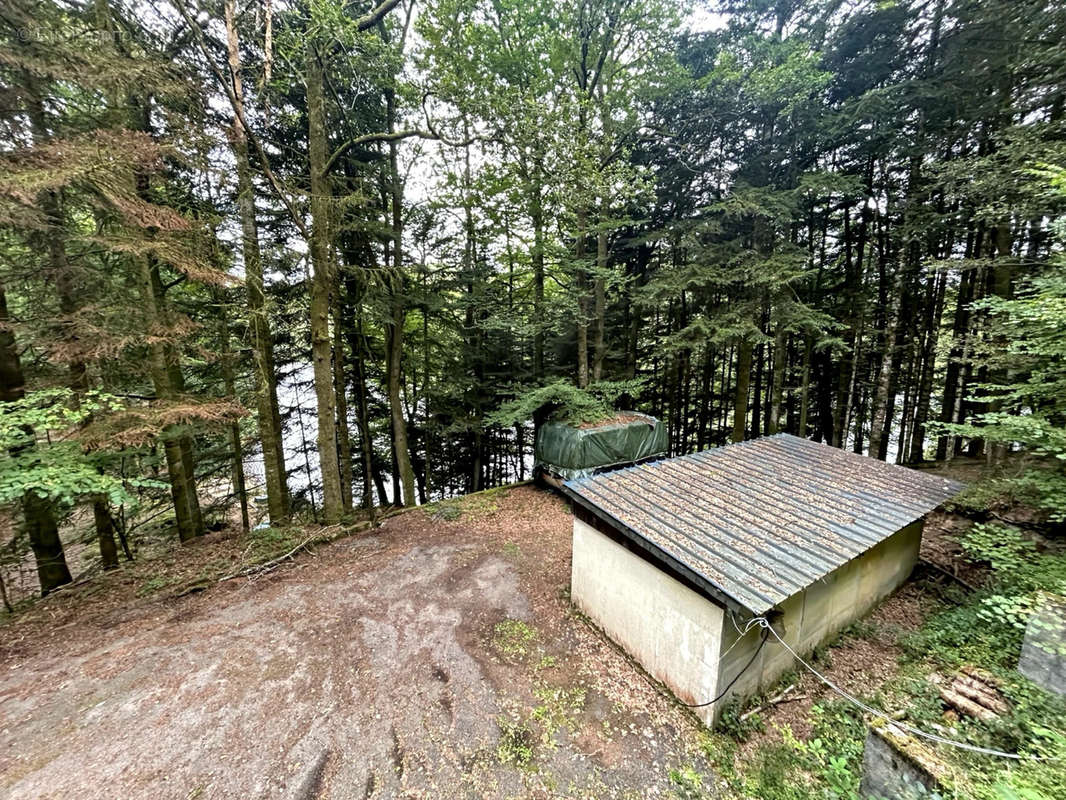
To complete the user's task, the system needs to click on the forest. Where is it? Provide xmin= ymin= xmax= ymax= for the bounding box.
xmin=1 ymin=0 xmax=1064 ymax=604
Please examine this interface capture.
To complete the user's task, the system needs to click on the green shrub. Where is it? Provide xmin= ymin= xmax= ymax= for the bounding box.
xmin=486 ymin=378 xmax=647 ymax=427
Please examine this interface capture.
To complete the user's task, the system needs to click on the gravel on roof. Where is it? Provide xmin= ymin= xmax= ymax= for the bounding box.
xmin=563 ymin=433 xmax=965 ymax=615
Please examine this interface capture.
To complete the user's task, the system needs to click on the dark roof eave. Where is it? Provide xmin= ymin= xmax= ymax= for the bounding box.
xmin=562 ymin=485 xmax=761 ymax=617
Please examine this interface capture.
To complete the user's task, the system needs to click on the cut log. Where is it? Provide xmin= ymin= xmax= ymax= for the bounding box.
xmin=953 ymin=675 xmax=1009 ymax=715
xmin=939 ymin=687 xmax=996 ymax=721
xmin=938 ymin=668 xmax=1009 ymax=720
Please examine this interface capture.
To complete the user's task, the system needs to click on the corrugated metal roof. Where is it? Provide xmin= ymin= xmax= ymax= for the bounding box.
xmin=562 ymin=433 xmax=965 ymax=615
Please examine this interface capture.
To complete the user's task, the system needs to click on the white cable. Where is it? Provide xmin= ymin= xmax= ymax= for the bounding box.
xmin=718 ymin=610 xmax=763 ymax=662
xmin=749 ymin=617 xmax=1062 ymax=763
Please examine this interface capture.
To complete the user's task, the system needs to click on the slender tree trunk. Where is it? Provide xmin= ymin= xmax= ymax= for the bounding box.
xmin=768 ymin=324 xmax=786 ymax=434
xmin=936 ymin=262 xmax=976 ymax=460
xmin=0 ymin=281 xmax=72 ymax=594
xmin=868 ymin=275 xmax=903 ymax=460
xmin=593 ymin=224 xmax=607 ymax=382
xmin=333 ymin=296 xmax=354 ymax=513
xmin=841 ymin=312 xmax=866 ymax=451
xmin=731 ymin=337 xmax=753 ymax=443
xmin=575 ymin=205 xmax=590 ymax=388
xmin=909 ymin=269 xmax=946 ymax=463
xmin=138 ymin=258 xmax=204 ymax=541
xmin=752 ymin=338 xmax=764 ymax=439
xmin=798 ymin=336 xmax=812 ymax=438
xmin=347 ymin=290 xmax=376 ymax=512
xmin=530 ymin=168 xmax=546 ymax=381
xmin=218 ymin=298 xmax=250 ymax=532
xmin=987 ymin=221 xmax=1014 ymax=464
xmin=294 ymin=388 xmax=318 ymax=519
xmin=696 ymin=345 xmax=714 ymax=448
xmin=225 ymin=0 xmax=288 ymax=522
xmin=384 ymin=89 xmax=416 ymax=507
xmin=305 ymin=41 xmax=344 ymax=523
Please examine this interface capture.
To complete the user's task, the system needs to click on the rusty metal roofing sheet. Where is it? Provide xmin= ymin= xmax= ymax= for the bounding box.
xmin=562 ymin=433 xmax=965 ymax=615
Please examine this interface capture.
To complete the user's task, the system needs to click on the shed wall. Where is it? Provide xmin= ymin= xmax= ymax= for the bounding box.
xmin=713 ymin=520 xmax=923 ymax=721
xmin=571 ymin=519 xmax=724 ymax=726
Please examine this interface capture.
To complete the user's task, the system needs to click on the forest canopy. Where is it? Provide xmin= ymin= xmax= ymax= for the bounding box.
xmin=1 ymin=0 xmax=1065 ymax=599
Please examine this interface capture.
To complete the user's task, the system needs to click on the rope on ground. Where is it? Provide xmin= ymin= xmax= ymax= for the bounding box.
xmin=747 ymin=616 xmax=1063 ymax=763
xmin=583 ymin=607 xmax=1061 ymax=761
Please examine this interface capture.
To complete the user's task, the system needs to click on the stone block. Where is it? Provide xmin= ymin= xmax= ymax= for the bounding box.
xmin=1019 ymin=594 xmax=1066 ymax=697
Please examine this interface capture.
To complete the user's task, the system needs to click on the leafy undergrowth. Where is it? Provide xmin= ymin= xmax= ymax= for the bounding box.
xmin=697 ymin=497 xmax=1066 ymax=800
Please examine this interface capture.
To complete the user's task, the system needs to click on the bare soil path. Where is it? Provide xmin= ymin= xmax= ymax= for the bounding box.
xmin=0 ymin=487 xmax=710 ymax=799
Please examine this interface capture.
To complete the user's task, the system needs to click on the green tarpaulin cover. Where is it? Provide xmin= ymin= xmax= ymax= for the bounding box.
xmin=535 ymin=412 xmax=668 ymax=480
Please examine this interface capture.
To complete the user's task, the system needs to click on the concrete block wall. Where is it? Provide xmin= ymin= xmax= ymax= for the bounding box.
xmin=571 ymin=519 xmax=725 ymax=727
xmin=860 ymin=720 xmax=952 ymax=799
xmin=714 ymin=521 xmax=923 ymax=722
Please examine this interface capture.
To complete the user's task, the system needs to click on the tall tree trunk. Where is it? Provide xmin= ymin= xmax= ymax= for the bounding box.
xmin=987 ymin=221 xmax=1014 ymax=464
xmin=731 ymin=336 xmax=753 ymax=443
xmin=768 ymin=324 xmax=786 ymax=434
xmin=797 ymin=336 xmax=813 ymax=438
xmin=841 ymin=309 xmax=867 ymax=451
xmin=333 ymin=296 xmax=354 ymax=513
xmin=592 ymin=225 xmax=607 ymax=382
xmin=697 ymin=344 xmax=714 ymax=448
xmin=218 ymin=297 xmax=250 ymax=532
xmin=384 ymin=88 xmax=416 ymax=507
xmin=752 ymin=340 xmax=763 ymax=439
xmin=530 ymin=167 xmax=546 ymax=381
xmin=0 ymin=281 xmax=73 ymax=594
xmin=305 ymin=41 xmax=344 ymax=523
xmin=909 ymin=268 xmax=947 ymax=462
xmin=138 ymin=257 xmax=204 ymax=541
xmin=345 ymin=283 xmax=376 ymax=512
xmin=868 ymin=275 xmax=903 ymax=460
xmin=575 ymin=205 xmax=590 ymax=388
xmin=936 ymin=263 xmax=976 ymax=460
xmin=225 ymin=0 xmax=288 ymax=522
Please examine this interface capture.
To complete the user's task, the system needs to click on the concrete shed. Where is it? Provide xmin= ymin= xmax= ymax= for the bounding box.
xmin=562 ymin=433 xmax=963 ymax=726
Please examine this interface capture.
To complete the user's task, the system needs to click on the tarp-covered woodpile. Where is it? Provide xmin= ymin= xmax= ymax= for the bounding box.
xmin=534 ymin=411 xmax=668 ymax=483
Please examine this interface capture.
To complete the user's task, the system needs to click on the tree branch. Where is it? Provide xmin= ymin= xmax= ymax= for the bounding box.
xmin=354 ymin=0 xmax=403 ymax=31
xmin=172 ymin=0 xmax=311 ymax=242
xmin=324 ymin=129 xmax=428 ymax=176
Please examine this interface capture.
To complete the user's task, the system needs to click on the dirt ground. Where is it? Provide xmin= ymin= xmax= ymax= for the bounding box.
xmin=0 ymin=486 xmax=713 ymax=800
